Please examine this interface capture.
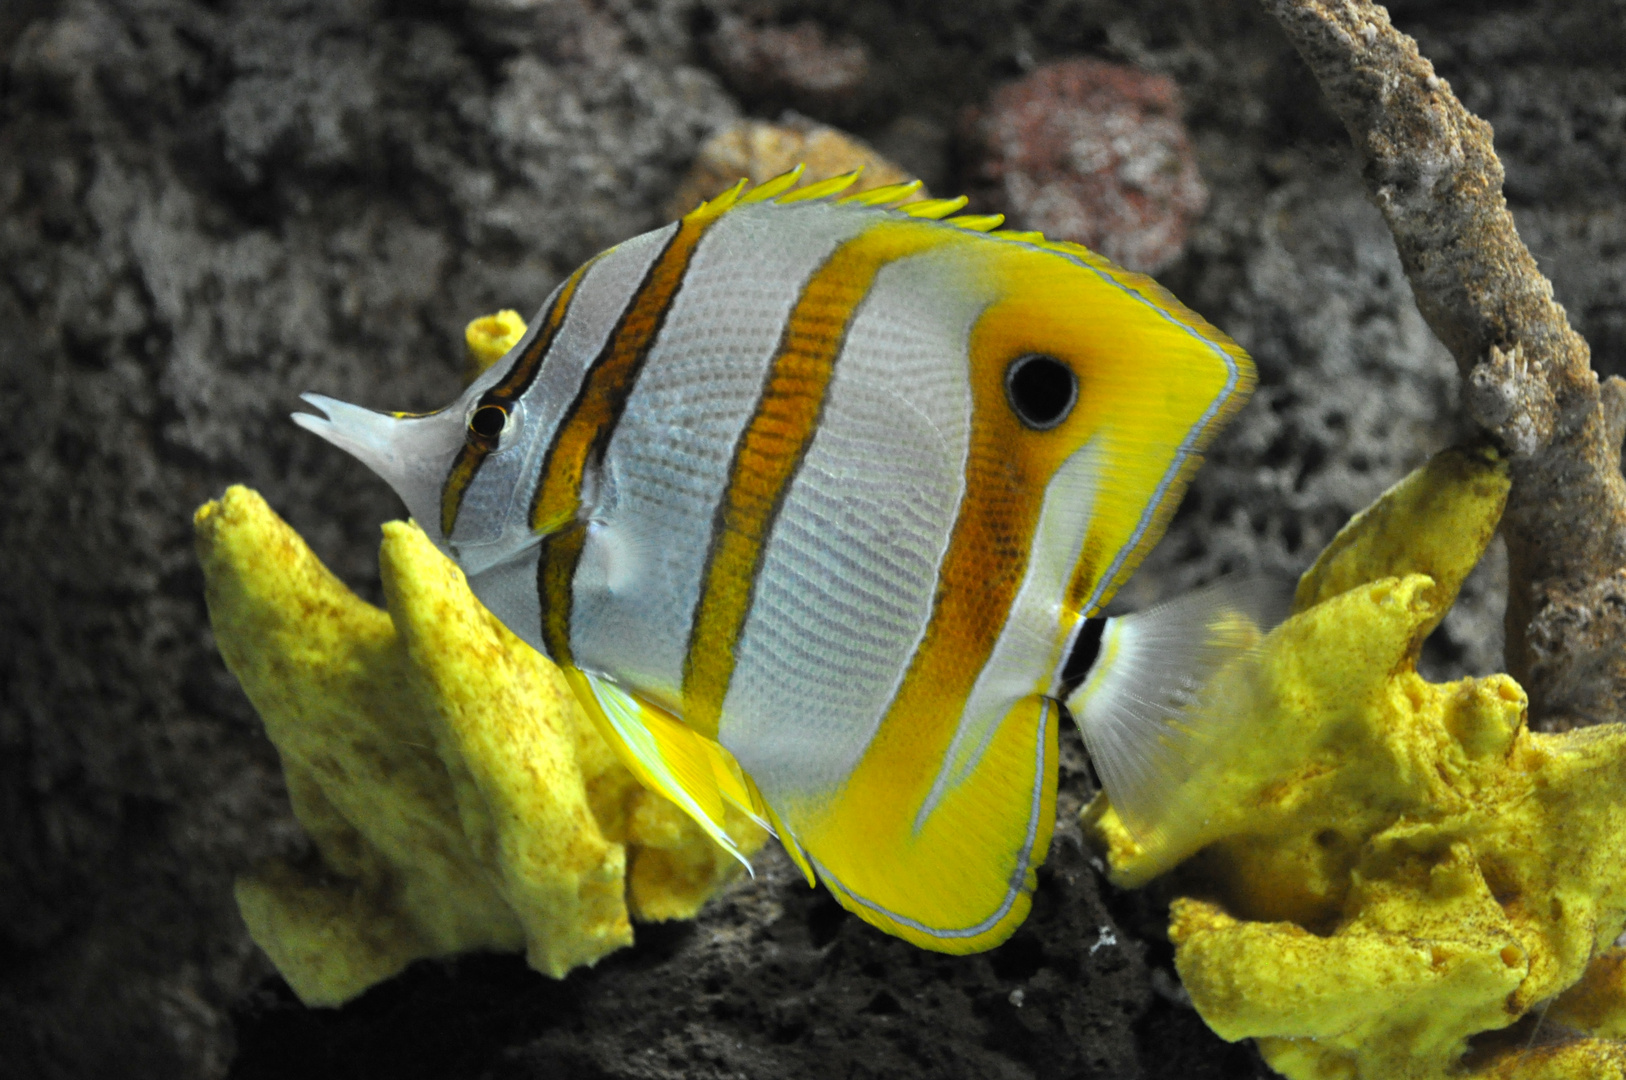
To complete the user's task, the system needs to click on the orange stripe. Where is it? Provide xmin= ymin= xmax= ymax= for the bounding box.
xmin=538 ymin=524 xmax=586 ymax=662
xmin=807 ymin=233 xmax=1252 ymax=848
xmin=439 ymin=261 xmax=594 ymax=538
xmin=681 ymin=221 xmax=958 ymax=739
xmin=532 ymin=202 xmax=734 ymax=664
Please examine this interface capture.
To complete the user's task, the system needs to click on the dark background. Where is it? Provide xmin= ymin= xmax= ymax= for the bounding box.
xmin=2 ymin=0 xmax=1622 ymax=1077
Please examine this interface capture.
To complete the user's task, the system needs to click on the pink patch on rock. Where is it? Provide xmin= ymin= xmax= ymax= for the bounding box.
xmin=967 ymin=59 xmax=1208 ymax=275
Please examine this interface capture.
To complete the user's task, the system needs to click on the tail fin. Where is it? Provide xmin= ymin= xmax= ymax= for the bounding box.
xmin=1066 ymin=575 xmax=1289 ymax=844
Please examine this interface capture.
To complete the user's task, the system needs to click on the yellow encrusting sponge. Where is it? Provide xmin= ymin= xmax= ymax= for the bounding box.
xmin=1087 ymin=444 xmax=1626 ymax=1079
xmin=463 ymin=308 xmax=529 ymax=382
xmin=198 ymin=480 xmax=762 ymax=1006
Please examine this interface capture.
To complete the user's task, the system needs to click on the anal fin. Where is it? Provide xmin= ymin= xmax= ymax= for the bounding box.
xmin=794 ymin=694 xmax=1060 ymax=954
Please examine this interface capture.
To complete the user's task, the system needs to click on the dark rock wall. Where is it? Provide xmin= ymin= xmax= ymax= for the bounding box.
xmin=1 ymin=1 xmax=1620 ymax=1078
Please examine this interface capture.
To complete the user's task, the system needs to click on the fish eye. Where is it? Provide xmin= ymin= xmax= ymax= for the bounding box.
xmin=468 ymin=403 xmax=509 ymax=445
xmin=1004 ymin=354 xmax=1077 ymax=430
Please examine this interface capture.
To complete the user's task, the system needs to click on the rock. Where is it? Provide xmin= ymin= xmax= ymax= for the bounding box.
xmin=0 ymin=1 xmax=736 ymax=1075
xmin=965 ymin=58 xmax=1208 ymax=275
xmin=708 ymin=15 xmax=871 ymax=118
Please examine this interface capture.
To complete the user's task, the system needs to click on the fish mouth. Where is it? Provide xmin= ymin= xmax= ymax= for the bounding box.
xmin=291 ymin=391 xmax=465 ymax=547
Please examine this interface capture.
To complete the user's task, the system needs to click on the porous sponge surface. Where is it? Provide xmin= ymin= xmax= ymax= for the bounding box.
xmin=1089 ymin=446 xmax=1626 ymax=1079
xmin=196 ymin=487 xmax=762 ymax=1006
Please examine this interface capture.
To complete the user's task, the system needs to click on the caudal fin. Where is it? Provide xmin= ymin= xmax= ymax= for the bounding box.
xmin=1066 ymin=575 xmax=1288 ymax=844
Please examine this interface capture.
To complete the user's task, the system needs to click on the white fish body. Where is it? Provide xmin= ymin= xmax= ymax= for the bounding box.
xmin=295 ymin=171 xmax=1263 ymax=952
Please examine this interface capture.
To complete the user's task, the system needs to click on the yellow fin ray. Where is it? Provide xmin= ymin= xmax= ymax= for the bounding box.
xmin=899 ymin=196 xmax=970 ymax=219
xmin=838 ymin=179 xmax=924 ymax=207
xmin=775 ymin=169 xmax=864 ymax=204
xmin=945 ymin=213 xmax=1005 ymax=232
xmin=566 ymin=667 xmax=755 ymax=871
xmin=750 ymin=780 xmax=817 ymax=887
xmin=691 ymin=177 xmax=749 ymax=218
xmin=738 ymin=166 xmax=806 ymax=205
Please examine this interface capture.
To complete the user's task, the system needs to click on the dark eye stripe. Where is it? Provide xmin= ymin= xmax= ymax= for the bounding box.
xmin=533 ymin=200 xmax=734 ymax=665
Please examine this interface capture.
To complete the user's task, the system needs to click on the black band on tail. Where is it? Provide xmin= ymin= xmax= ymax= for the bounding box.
xmin=1059 ymin=617 xmax=1107 ymax=699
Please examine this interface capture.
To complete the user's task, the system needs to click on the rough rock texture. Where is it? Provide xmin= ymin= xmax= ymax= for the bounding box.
xmin=1258 ymin=0 xmax=1626 ymax=738
xmin=230 ymin=739 xmax=1261 ymax=1080
xmin=964 ymin=58 xmax=1209 ymax=275
xmin=707 ymin=14 xmax=871 ymax=119
xmin=0 ymin=1 xmax=735 ymax=1075
xmin=1 ymin=0 xmax=1622 ymax=1078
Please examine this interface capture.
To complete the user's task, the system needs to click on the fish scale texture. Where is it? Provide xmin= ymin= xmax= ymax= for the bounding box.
xmin=2 ymin=0 xmax=1624 ymax=1078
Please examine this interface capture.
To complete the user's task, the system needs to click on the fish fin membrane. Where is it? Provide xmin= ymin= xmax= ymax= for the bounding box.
xmin=838 ymin=179 xmax=923 ymax=207
xmin=899 ymin=195 xmax=969 ymax=219
xmin=795 ymin=696 xmax=1059 ymax=955
xmin=752 ymin=785 xmax=818 ymax=888
xmin=737 ymin=165 xmax=806 ymax=205
xmin=774 ymin=169 xmax=863 ymax=203
xmin=1066 ymin=574 xmax=1289 ymax=845
xmin=567 ymin=668 xmax=761 ymax=872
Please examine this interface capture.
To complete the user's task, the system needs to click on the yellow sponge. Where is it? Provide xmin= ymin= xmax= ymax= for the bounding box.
xmin=198 ymin=487 xmax=762 ymax=1006
xmin=1088 ymin=446 xmax=1626 ymax=1078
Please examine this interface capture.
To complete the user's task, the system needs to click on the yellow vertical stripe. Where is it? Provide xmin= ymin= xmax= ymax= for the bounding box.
xmin=439 ymin=260 xmax=595 ymax=538
xmin=531 ymin=199 xmax=735 ymax=664
xmin=681 ymin=221 xmax=958 ymax=739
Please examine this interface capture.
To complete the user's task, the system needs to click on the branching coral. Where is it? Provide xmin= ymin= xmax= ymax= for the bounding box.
xmin=1258 ymin=0 xmax=1626 ymax=731
xmin=197 ymin=311 xmax=762 ymax=1007
xmin=1089 ymin=447 xmax=1626 ymax=1078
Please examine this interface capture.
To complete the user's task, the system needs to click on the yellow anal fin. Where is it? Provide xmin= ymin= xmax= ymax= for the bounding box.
xmin=566 ymin=667 xmax=757 ymax=871
xmin=746 ymin=776 xmax=817 ymax=888
xmin=798 ymin=696 xmax=1060 ymax=954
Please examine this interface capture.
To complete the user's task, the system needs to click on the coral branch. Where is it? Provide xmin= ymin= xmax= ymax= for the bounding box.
xmin=1259 ymin=0 xmax=1626 ymax=728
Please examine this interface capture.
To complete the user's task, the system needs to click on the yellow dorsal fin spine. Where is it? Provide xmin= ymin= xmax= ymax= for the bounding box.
xmin=738 ymin=166 xmax=806 ymax=205
xmin=776 ymin=169 xmax=864 ymax=204
xmin=900 ymin=196 xmax=970 ymax=219
xmin=692 ymin=177 xmax=749 ymax=219
xmin=838 ymin=179 xmax=924 ymax=207
xmin=945 ymin=213 xmax=1005 ymax=232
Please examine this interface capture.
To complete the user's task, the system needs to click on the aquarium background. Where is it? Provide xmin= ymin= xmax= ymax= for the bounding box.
xmin=1 ymin=0 xmax=1622 ymax=1077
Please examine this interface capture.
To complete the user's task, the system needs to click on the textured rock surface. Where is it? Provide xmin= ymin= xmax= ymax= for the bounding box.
xmin=1 ymin=0 xmax=1622 ymax=1078
xmin=964 ymin=58 xmax=1209 ymax=275
xmin=707 ymin=14 xmax=871 ymax=119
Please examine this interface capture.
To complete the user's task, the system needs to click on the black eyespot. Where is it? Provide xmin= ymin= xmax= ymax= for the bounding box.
xmin=1004 ymin=354 xmax=1078 ymax=430
xmin=468 ymin=403 xmax=509 ymax=445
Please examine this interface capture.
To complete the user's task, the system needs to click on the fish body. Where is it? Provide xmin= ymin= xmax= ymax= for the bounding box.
xmin=295 ymin=171 xmax=1256 ymax=952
